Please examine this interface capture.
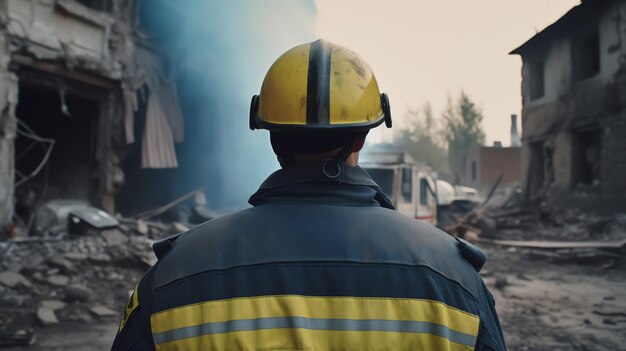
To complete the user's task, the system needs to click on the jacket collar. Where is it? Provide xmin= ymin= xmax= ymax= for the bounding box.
xmin=249 ymin=161 xmax=395 ymax=209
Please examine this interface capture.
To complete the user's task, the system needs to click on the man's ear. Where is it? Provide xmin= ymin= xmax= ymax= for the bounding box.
xmin=353 ymin=137 xmax=366 ymax=152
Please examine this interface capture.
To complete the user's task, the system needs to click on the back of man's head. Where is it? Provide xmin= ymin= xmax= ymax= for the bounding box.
xmin=249 ymin=39 xmax=392 ymax=168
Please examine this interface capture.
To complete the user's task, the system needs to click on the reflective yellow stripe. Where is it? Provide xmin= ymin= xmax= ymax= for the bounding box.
xmin=156 ymin=329 xmax=474 ymax=351
xmin=329 ymin=45 xmax=382 ymax=125
xmin=258 ymin=43 xmax=309 ymax=125
xmin=151 ymin=295 xmax=479 ymax=350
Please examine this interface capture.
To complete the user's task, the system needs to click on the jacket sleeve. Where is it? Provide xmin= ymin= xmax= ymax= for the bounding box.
xmin=110 ymin=266 xmax=157 ymax=351
xmin=474 ymin=280 xmax=507 ymax=351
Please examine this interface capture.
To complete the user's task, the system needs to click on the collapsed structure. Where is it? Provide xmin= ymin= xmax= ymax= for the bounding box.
xmin=511 ymin=0 xmax=626 ymax=212
xmin=0 ymin=0 xmax=183 ymax=233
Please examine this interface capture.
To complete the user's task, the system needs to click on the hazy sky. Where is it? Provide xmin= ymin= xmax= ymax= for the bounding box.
xmin=314 ymin=0 xmax=580 ymax=146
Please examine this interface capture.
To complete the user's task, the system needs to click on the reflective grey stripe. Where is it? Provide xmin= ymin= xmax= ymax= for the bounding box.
xmin=152 ymin=317 xmax=478 ymax=347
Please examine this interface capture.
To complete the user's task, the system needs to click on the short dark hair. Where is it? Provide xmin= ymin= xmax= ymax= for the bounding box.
xmin=270 ymin=131 xmax=367 ymax=157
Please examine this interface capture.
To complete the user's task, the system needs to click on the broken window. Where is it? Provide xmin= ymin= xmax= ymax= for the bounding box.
xmin=529 ymin=61 xmax=544 ymax=100
xmin=75 ymin=0 xmax=111 ymax=12
xmin=572 ymin=129 xmax=601 ymax=187
xmin=572 ymin=31 xmax=600 ymax=81
xmin=401 ymin=167 xmax=412 ymax=203
xmin=419 ymin=178 xmax=429 ymax=206
xmin=528 ymin=141 xmax=545 ymax=196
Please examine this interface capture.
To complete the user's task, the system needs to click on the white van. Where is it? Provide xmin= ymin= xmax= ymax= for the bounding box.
xmin=361 ymin=149 xmax=438 ymax=226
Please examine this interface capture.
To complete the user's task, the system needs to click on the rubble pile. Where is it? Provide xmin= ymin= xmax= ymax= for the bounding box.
xmin=487 ymin=206 xmax=626 ymax=243
xmin=455 ymin=202 xmax=626 ymax=264
xmin=0 ymin=225 xmax=172 ymax=347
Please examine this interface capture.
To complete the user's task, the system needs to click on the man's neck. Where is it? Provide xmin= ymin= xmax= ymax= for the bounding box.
xmin=291 ymin=151 xmax=359 ymax=167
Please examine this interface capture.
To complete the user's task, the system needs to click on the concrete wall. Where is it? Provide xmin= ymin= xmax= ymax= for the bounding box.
xmin=518 ymin=0 xmax=626 ymax=212
xmin=480 ymin=147 xmax=522 ymax=189
xmin=5 ymin=0 xmax=120 ymax=77
xmin=460 ymin=147 xmax=521 ymax=192
xmin=0 ymin=0 xmax=171 ymax=229
xmin=0 ymin=4 xmax=18 ymax=229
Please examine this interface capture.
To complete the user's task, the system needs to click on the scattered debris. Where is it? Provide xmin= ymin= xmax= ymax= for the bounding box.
xmin=495 ymin=275 xmax=509 ymax=290
xmin=0 ymin=271 xmax=31 ymax=288
xmin=473 ymin=238 xmax=626 ymax=250
xmin=443 ymin=175 xmax=503 ymax=236
xmin=40 ymin=300 xmax=67 ymax=311
xmin=36 ymin=308 xmax=58 ymax=326
xmin=132 ymin=188 xmax=206 ymax=220
xmin=0 ymin=329 xmax=36 ymax=347
xmin=101 ymin=229 xmax=128 ymax=247
xmin=0 ymin=216 xmax=178 ymax=340
xmin=90 ymin=306 xmax=117 ymax=318
xmin=46 ymin=275 xmax=70 ymax=287
xmin=64 ymin=284 xmax=91 ymax=303
xmin=593 ymin=306 xmax=626 ymax=317
xmin=47 ymin=257 xmax=75 ymax=274
xmin=602 ymin=318 xmax=626 ymax=326
xmin=172 ymin=222 xmax=190 ymax=233
xmin=136 ymin=219 xmax=149 ymax=236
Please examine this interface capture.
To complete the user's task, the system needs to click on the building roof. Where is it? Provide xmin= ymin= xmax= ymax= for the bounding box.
xmin=509 ymin=0 xmax=610 ymax=55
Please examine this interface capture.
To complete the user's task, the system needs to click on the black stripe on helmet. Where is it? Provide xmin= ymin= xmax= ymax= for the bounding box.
xmin=306 ymin=39 xmax=332 ymax=125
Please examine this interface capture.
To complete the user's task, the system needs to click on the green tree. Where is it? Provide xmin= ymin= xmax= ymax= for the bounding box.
xmin=443 ymin=91 xmax=486 ymax=177
xmin=392 ymin=102 xmax=449 ymax=172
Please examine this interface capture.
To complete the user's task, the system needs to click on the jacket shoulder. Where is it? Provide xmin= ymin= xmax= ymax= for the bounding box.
xmin=153 ymin=204 xmax=486 ymax=298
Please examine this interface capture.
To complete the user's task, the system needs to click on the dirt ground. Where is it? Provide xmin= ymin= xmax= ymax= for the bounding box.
xmin=2 ymin=238 xmax=625 ymax=351
xmin=482 ymin=244 xmax=626 ymax=351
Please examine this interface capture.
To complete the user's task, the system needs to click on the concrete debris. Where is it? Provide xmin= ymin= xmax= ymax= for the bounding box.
xmin=474 ymin=238 xmax=626 ymax=250
xmin=40 ymin=300 xmax=67 ymax=311
xmin=63 ymin=284 xmax=92 ymax=303
xmin=101 ymin=229 xmax=128 ymax=246
xmin=0 ymin=216 xmax=181 ymax=337
xmin=0 ymin=329 xmax=36 ymax=347
xmin=64 ymin=252 xmax=88 ymax=261
xmin=46 ymin=275 xmax=70 ymax=287
xmin=495 ymin=275 xmax=509 ymax=290
xmin=90 ymin=306 xmax=117 ymax=318
xmin=36 ymin=308 xmax=58 ymax=326
xmin=602 ymin=318 xmax=626 ymax=326
xmin=136 ymin=219 xmax=149 ymax=236
xmin=593 ymin=306 xmax=626 ymax=317
xmin=172 ymin=222 xmax=190 ymax=233
xmin=89 ymin=253 xmax=112 ymax=263
xmin=2 ymin=293 xmax=29 ymax=307
xmin=47 ymin=257 xmax=75 ymax=274
xmin=0 ymin=271 xmax=32 ymax=288
xmin=451 ymin=186 xmax=626 ymax=262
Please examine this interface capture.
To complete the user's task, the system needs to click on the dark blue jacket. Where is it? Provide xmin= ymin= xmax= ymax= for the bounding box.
xmin=111 ymin=162 xmax=506 ymax=351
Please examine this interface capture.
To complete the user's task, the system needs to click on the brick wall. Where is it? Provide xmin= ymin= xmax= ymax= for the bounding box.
xmin=479 ymin=147 xmax=522 ymax=189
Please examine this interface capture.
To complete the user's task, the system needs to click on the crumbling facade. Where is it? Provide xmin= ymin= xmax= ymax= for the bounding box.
xmin=511 ymin=0 xmax=626 ymax=212
xmin=0 ymin=0 xmax=183 ymax=231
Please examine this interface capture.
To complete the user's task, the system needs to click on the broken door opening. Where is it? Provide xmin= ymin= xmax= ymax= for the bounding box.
xmin=527 ymin=141 xmax=545 ymax=197
xmin=572 ymin=128 xmax=601 ymax=188
xmin=14 ymin=83 xmax=101 ymax=212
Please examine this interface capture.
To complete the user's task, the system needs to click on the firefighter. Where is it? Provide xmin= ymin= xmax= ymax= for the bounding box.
xmin=111 ymin=39 xmax=507 ymax=351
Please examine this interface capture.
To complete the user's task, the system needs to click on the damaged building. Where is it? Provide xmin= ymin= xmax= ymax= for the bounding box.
xmin=511 ymin=0 xmax=626 ymax=212
xmin=0 ymin=0 xmax=184 ymax=235
xmin=457 ymin=114 xmax=522 ymax=193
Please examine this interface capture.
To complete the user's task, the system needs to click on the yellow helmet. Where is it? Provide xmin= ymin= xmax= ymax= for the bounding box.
xmin=250 ymin=39 xmax=392 ymax=132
